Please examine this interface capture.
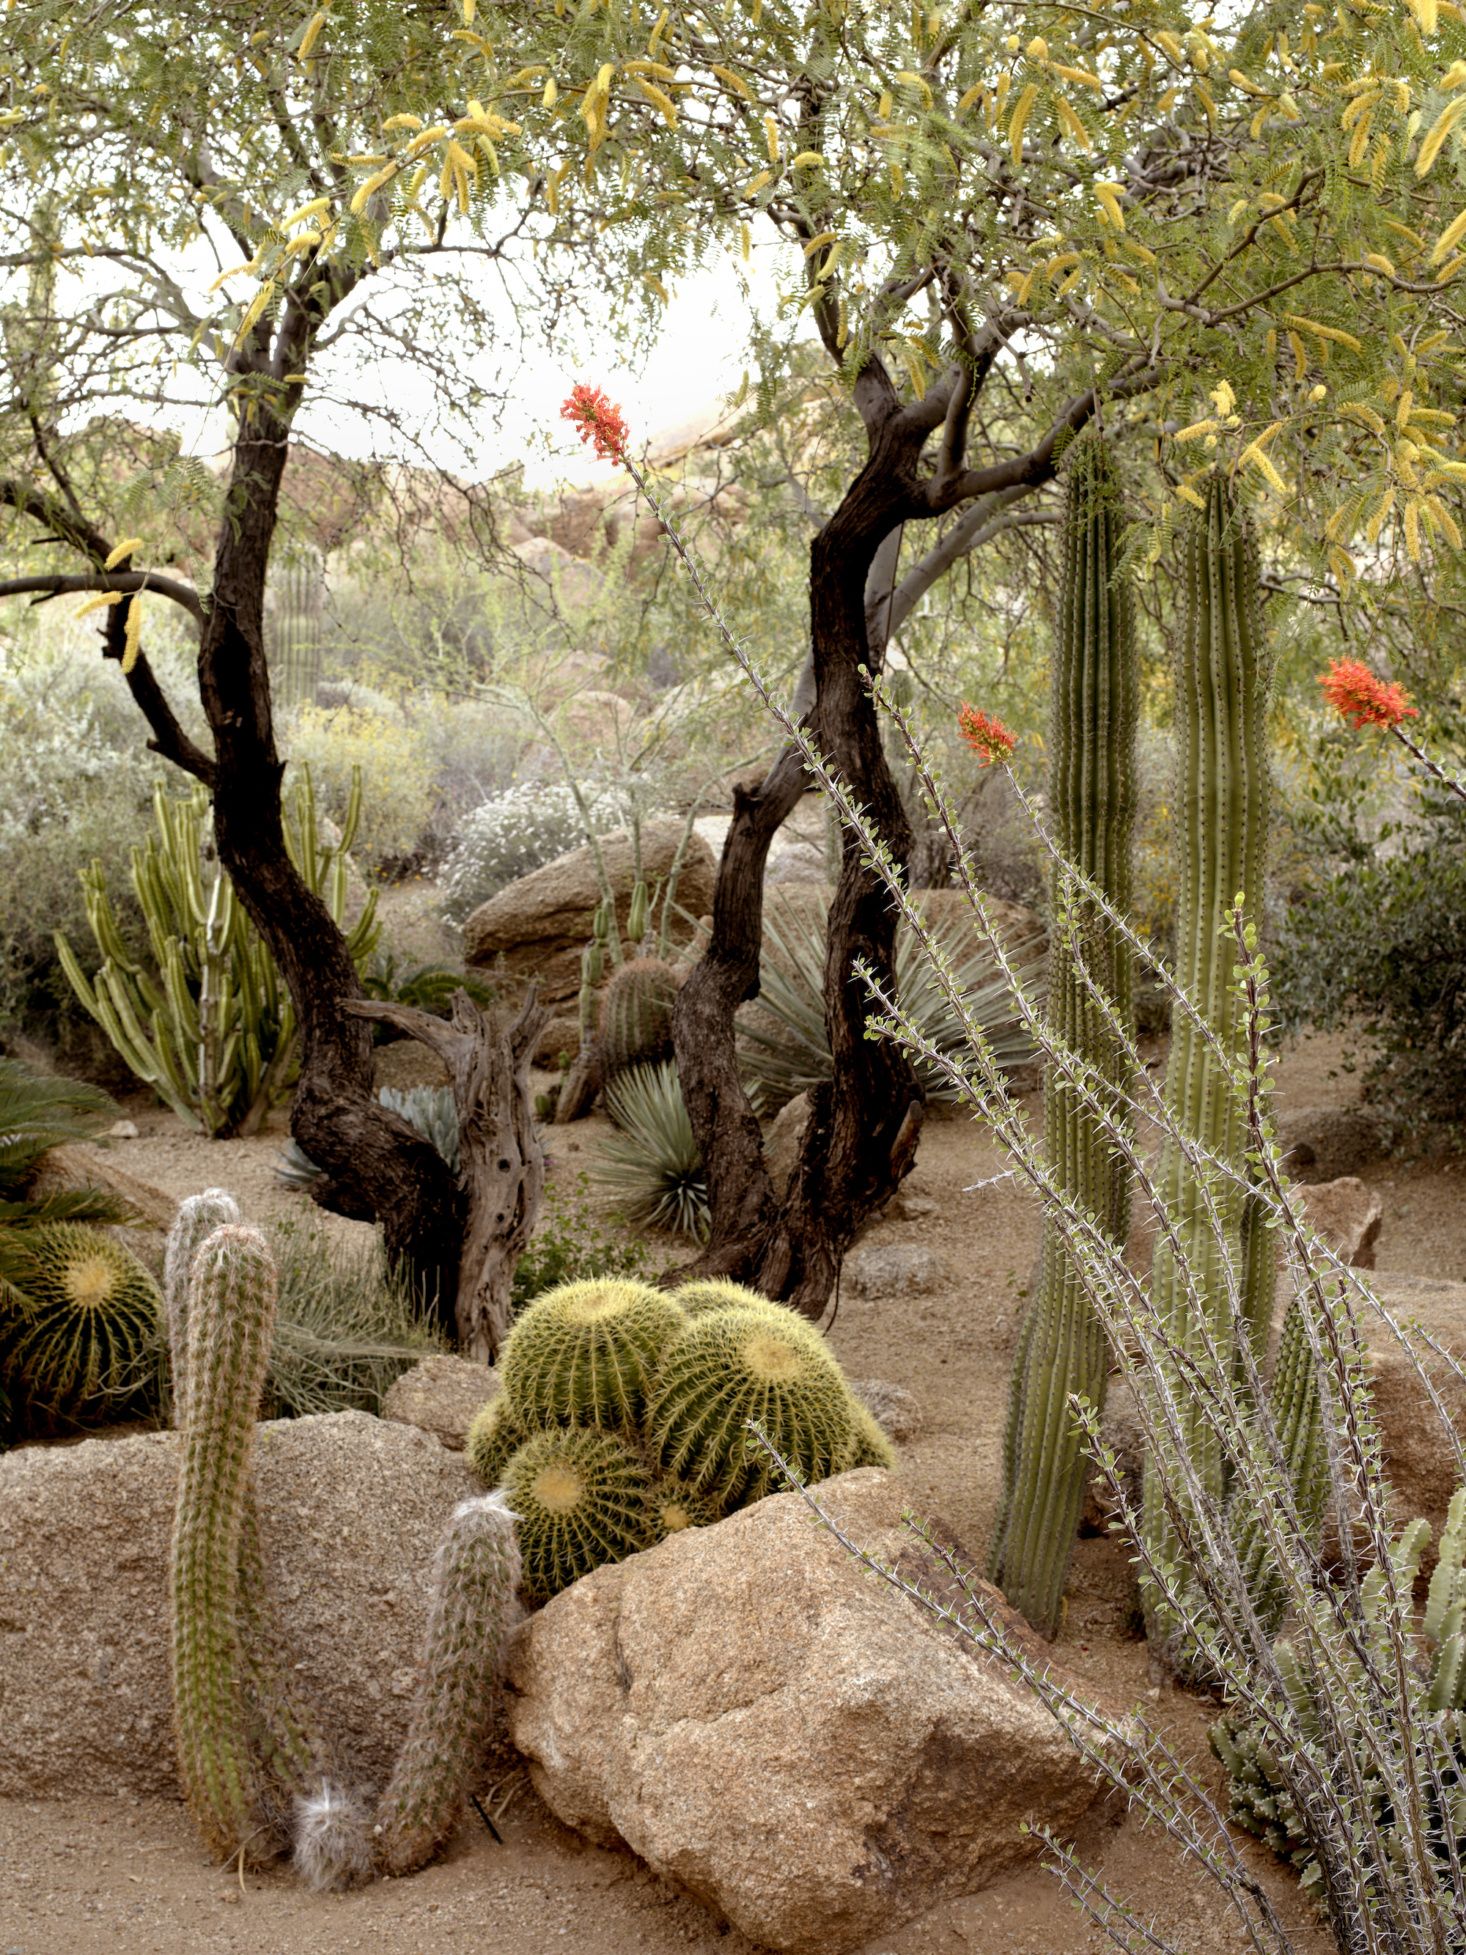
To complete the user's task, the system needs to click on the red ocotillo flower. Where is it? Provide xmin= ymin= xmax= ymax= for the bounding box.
xmin=561 ymin=383 xmax=630 ymax=465
xmin=957 ymin=703 xmax=1017 ymax=766
xmin=1318 ymin=657 xmax=1419 ymax=732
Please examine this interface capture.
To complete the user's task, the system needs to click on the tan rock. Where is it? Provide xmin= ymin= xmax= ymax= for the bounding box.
xmin=381 ymin=1354 xmax=498 ymax=1450
xmin=1299 ymin=1175 xmax=1383 ymax=1268
xmin=1361 ymin=1274 xmax=1466 ymax=1543
xmin=463 ymin=819 xmax=716 ymax=1006
xmin=505 ymin=1469 xmax=1113 ymax=1955
xmin=847 ymin=1378 xmax=921 ymax=1442
xmin=0 ymin=1411 xmax=472 ymax=1800
xmin=1278 ymin=1104 xmax=1392 ymax=1183
xmin=763 ymin=1090 xmax=810 ymax=1199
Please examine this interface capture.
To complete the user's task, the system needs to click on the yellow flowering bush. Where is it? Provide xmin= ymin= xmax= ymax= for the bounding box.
xmin=282 ymin=703 xmax=434 ymax=875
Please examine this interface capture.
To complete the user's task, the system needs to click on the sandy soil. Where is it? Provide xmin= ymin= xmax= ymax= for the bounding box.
xmin=1 ymin=1030 xmax=1446 ymax=1955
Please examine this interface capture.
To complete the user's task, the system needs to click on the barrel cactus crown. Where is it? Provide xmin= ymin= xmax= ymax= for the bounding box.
xmin=598 ymin=956 xmax=681 ymax=1081
xmin=502 ymin=1425 xmax=654 ymax=1602
xmin=648 ymin=1304 xmax=859 ymax=1505
xmin=498 ymin=1277 xmax=687 ymax=1432
xmin=465 ymin=1393 xmax=526 ymax=1489
xmin=675 ymin=1276 xmax=787 ymax=1318
xmin=1 ymin=1222 xmax=162 ymax=1413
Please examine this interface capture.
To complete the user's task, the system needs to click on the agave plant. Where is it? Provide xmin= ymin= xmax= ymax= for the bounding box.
xmin=596 ymin=1060 xmax=709 ymax=1240
xmin=737 ymin=890 xmax=1041 ymax=1113
xmin=275 ymin=1083 xmax=461 ymax=1189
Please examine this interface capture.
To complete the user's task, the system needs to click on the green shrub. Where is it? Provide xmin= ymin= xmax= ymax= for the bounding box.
xmin=282 ymin=701 xmax=435 ymax=877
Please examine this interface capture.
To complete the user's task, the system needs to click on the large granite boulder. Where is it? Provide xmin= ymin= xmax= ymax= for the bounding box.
xmin=0 ymin=1411 xmax=472 ymax=1800
xmin=381 ymin=1354 xmax=498 ymax=1450
xmin=506 ymin=1470 xmax=1114 ymax=1954
xmin=1363 ymin=1273 xmax=1466 ymax=1542
xmin=463 ymin=819 xmax=716 ymax=1005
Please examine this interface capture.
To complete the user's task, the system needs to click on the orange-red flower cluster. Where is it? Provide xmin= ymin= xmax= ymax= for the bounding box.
xmin=957 ymin=703 xmax=1017 ymax=766
xmin=561 ymin=382 xmax=629 ymax=465
xmin=1318 ymin=657 xmax=1419 ymax=732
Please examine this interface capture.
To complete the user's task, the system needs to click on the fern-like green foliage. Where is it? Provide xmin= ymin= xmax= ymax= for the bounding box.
xmin=56 ymin=770 xmax=379 ymax=1137
xmin=0 ymin=1056 xmax=130 ymax=1227
xmin=738 ymin=889 xmax=1041 ymax=1114
xmin=595 ymin=1060 xmax=709 ymax=1239
xmin=0 ymin=1221 xmax=161 ymax=1416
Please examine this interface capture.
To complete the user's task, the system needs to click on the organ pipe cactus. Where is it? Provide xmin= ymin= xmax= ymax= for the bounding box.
xmin=989 ymin=437 xmax=1139 ymax=1634
xmin=371 ymin=1490 xmax=522 ymax=1877
xmin=56 ymin=770 xmax=379 ymax=1138
xmin=1141 ymin=472 xmax=1272 ymax=1652
xmin=169 ymin=1223 xmax=280 ymax=1862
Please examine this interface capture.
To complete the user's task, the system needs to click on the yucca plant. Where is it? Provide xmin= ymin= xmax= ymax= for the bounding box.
xmin=596 ymin=1060 xmax=709 ymax=1239
xmin=738 ymin=888 xmax=1040 ymax=1114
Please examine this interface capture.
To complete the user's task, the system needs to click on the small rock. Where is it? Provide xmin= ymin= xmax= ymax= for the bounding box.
xmin=506 ymin=1470 xmax=1116 ymax=1954
xmin=1362 ymin=1274 xmax=1466 ymax=1546
xmin=1278 ymin=1105 xmax=1392 ymax=1184
xmin=842 ymin=1242 xmax=946 ymax=1299
xmin=381 ymin=1354 xmax=498 ymax=1450
xmin=105 ymin=1119 xmax=139 ymax=1140
xmin=847 ymin=1378 xmax=921 ymax=1442
xmin=1299 ymin=1176 xmax=1383 ymax=1269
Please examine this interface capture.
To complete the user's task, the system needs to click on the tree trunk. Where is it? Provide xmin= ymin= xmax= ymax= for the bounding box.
xmin=347 ymin=991 xmax=548 ymax=1358
xmin=196 ymin=405 xmax=466 ymax=1331
xmin=672 ymin=426 xmax=924 ymax=1315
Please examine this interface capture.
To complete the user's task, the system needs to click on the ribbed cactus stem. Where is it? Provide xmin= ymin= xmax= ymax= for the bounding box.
xmin=1141 ymin=472 xmax=1271 ymax=1652
xmin=371 ymin=1491 xmax=522 ymax=1877
xmin=1232 ymin=1294 xmax=1328 ymax=1632
xmin=163 ymin=1189 xmax=242 ymax=1427
xmin=990 ymin=437 xmax=1138 ymax=1634
xmin=169 ymin=1223 xmax=278 ymax=1863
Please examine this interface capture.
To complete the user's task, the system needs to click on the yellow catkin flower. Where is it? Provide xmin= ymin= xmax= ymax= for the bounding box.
xmin=710 ymin=63 xmax=751 ymax=98
xmin=956 ymin=80 xmax=985 ymax=115
xmin=1057 ymin=99 xmax=1093 ymax=150
xmin=1176 ymin=482 xmax=1207 ymax=509
xmin=1094 ymin=180 xmax=1125 ymax=228
xmin=103 ymin=536 xmax=143 ymax=569
xmin=1008 ymin=83 xmax=1038 ymax=163
xmin=1282 ymin=313 xmax=1362 ymax=352
xmin=281 ymin=196 xmax=330 ymax=228
xmin=742 ymin=168 xmax=773 ymax=198
xmin=802 ymin=229 xmax=838 ymax=256
xmin=1175 ymin=418 xmax=1220 ymax=441
xmin=1242 ymin=445 xmax=1287 ymax=492
xmin=1428 ymin=495 xmax=1463 ymax=546
xmin=298 ymin=11 xmax=326 ymax=61
xmin=1432 ymin=207 xmax=1466 ymax=264
xmin=121 ymin=594 xmax=144 ymax=675
xmin=1417 ymin=95 xmax=1466 ymax=174
xmin=1365 ymin=486 xmax=1396 ymax=541
xmin=634 ymin=79 xmax=677 ymax=125
xmin=543 ymin=77 xmax=558 ymax=107
xmin=739 ymin=221 xmax=751 ymax=262
xmin=1055 ymin=63 xmax=1103 ymax=91
xmin=763 ymin=113 xmax=780 ymax=162
xmin=75 ymin=591 xmax=125 ymax=620
xmin=1404 ymin=496 xmax=1423 ymax=558
xmin=1397 ymin=387 xmax=1415 ymax=426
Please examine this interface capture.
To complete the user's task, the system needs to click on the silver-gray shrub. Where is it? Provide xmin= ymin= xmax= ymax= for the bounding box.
xmin=438 ymin=780 xmax=641 ymax=923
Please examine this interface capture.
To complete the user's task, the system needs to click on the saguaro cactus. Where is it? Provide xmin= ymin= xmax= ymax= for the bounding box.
xmin=169 ymin=1224 xmax=279 ymax=1862
xmin=1141 ymin=472 xmax=1271 ymax=1651
xmin=990 ymin=437 xmax=1139 ymax=1634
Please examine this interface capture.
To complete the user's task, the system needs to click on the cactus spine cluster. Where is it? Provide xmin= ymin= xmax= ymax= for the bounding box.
xmin=1141 ymin=472 xmax=1272 ymax=1649
xmin=598 ymin=956 xmax=681 ymax=1080
xmin=990 ymin=437 xmax=1139 ymax=1634
xmin=372 ymin=1490 xmax=522 ymax=1875
xmin=0 ymin=1222 xmax=162 ymax=1415
xmin=56 ymin=771 xmax=379 ymax=1137
xmin=468 ymin=1276 xmax=895 ymax=1596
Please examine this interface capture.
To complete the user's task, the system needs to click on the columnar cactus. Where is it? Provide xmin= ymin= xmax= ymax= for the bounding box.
xmin=371 ymin=1491 xmax=522 ymax=1877
xmin=1232 ymin=1294 xmax=1329 ymax=1632
xmin=169 ymin=1224 xmax=279 ymax=1862
xmin=989 ymin=437 xmax=1139 ymax=1634
xmin=598 ymin=956 xmax=680 ymax=1081
xmin=1141 ymin=472 xmax=1272 ymax=1649
xmin=163 ymin=1188 xmax=241 ymax=1425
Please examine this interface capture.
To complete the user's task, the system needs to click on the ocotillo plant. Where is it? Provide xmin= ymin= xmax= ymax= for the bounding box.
xmin=1140 ymin=472 xmax=1272 ymax=1656
xmin=989 ymin=437 xmax=1138 ymax=1634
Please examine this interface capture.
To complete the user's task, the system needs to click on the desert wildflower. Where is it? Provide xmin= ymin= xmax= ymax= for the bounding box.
xmin=957 ymin=704 xmax=1017 ymax=765
xmin=561 ymin=383 xmax=629 ymax=465
xmin=1318 ymin=657 xmax=1419 ymax=731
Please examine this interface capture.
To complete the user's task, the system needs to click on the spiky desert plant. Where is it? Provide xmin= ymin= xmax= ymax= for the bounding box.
xmin=647 ymin=1474 xmax=723 ymax=1538
xmin=502 ymin=1425 xmax=653 ymax=1602
xmin=163 ymin=1188 xmax=241 ymax=1425
xmin=847 ymin=1398 xmax=899 ymax=1470
xmin=497 ymin=1276 xmax=687 ymax=1433
xmin=597 ymin=956 xmax=680 ymax=1081
xmin=1140 ymin=473 xmax=1272 ymax=1653
xmin=0 ymin=1057 xmax=129 ymax=1226
xmin=0 ymin=1222 xmax=162 ymax=1415
xmin=55 ymin=770 xmax=379 ymax=1137
xmin=1230 ymin=1293 xmax=1330 ymax=1633
xmin=596 ymin=1060 xmax=709 ymax=1238
xmin=675 ymin=1276 xmax=786 ymax=1317
xmin=377 ymin=1085 xmax=460 ymax=1176
xmin=738 ymin=888 xmax=1042 ymax=1113
xmin=169 ymin=1223 xmax=279 ymax=1862
xmin=465 ymin=1392 xmax=526 ymax=1488
xmin=648 ymin=1304 xmax=858 ymax=1507
xmin=371 ymin=1490 xmax=522 ymax=1877
xmin=989 ymin=437 xmax=1139 ymax=1635
xmin=265 ymin=1221 xmax=440 ymax=1418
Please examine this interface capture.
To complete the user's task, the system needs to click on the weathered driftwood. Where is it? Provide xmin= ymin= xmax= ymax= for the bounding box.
xmin=347 ymin=989 xmax=548 ymax=1360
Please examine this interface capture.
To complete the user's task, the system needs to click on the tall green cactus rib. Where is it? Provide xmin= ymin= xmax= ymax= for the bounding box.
xmin=164 ymin=1189 xmax=242 ymax=1426
xmin=371 ymin=1490 xmax=522 ymax=1877
xmin=169 ymin=1223 xmax=279 ymax=1863
xmin=1232 ymin=1294 xmax=1330 ymax=1631
xmin=56 ymin=770 xmax=379 ymax=1138
xmin=989 ymin=437 xmax=1139 ymax=1635
xmin=1140 ymin=472 xmax=1272 ymax=1649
